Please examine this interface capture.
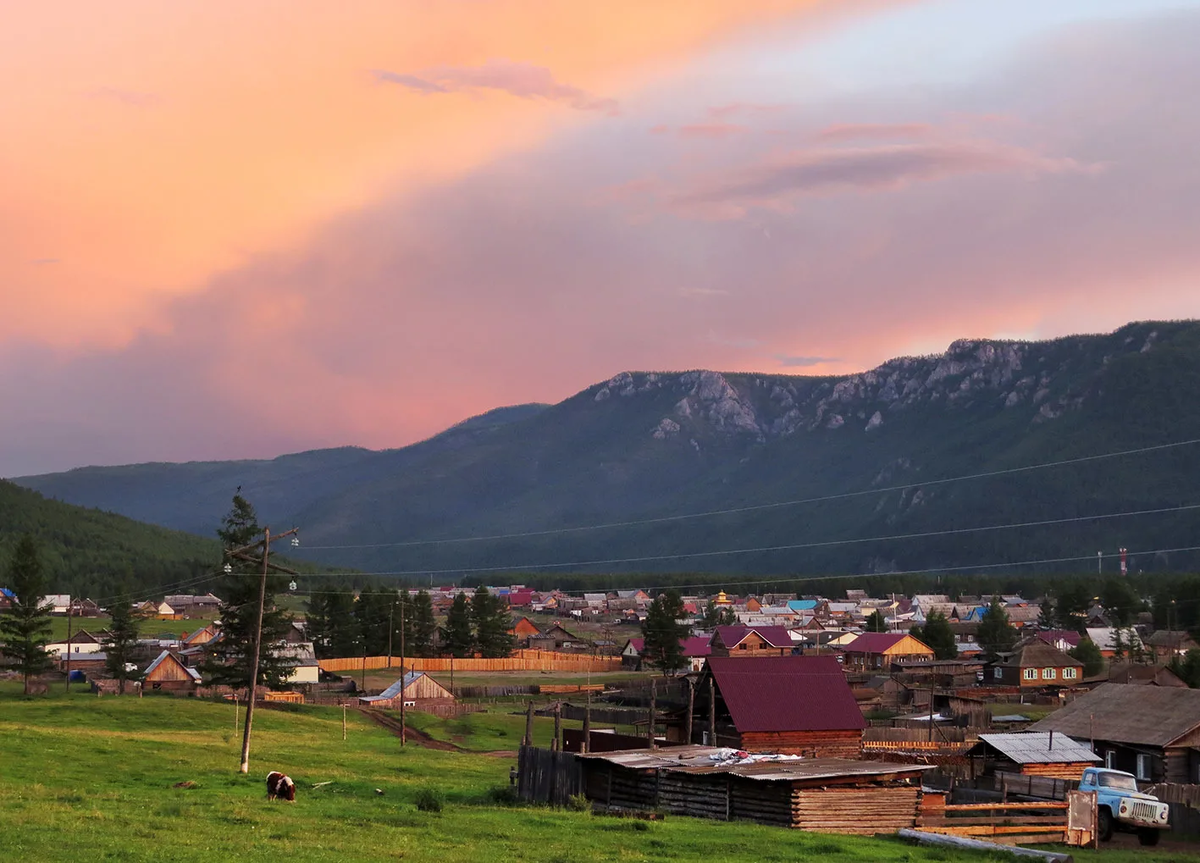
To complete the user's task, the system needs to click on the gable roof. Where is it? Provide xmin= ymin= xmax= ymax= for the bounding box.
xmin=144 ymin=650 xmax=201 ymax=682
xmin=1036 ymin=630 xmax=1082 ymax=649
xmin=973 ymin=732 xmax=1100 ymax=765
xmin=705 ymin=656 xmax=865 ymax=734
xmin=788 ymin=600 xmax=818 ymax=612
xmin=1030 ymin=684 xmax=1200 ymax=747
xmin=360 ymin=671 xmax=450 ymax=702
xmin=625 ymin=635 xmax=711 ymax=657
xmin=843 ymin=632 xmax=931 ymax=655
xmin=997 ymin=639 xmax=1082 ymax=669
xmin=714 ymin=625 xmax=792 ymax=649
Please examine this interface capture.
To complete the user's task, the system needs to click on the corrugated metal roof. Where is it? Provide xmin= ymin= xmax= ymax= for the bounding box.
xmin=976 ymin=732 xmax=1100 ymax=764
xmin=705 ymin=655 xmax=865 ymax=733
xmin=577 ymin=746 xmax=930 ymax=782
xmin=714 ymin=625 xmax=793 ymax=649
xmin=996 ymin=639 xmax=1083 ymax=669
xmin=1030 ymin=684 xmax=1200 ymax=747
xmin=361 ymin=671 xmax=424 ymax=702
xmin=843 ymin=632 xmax=929 ymax=655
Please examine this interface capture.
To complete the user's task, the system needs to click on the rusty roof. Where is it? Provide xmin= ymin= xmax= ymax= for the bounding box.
xmin=1030 ymin=684 xmax=1200 ymax=747
xmin=705 ymin=655 xmax=865 ymax=733
xmin=576 ymin=746 xmax=930 ymax=782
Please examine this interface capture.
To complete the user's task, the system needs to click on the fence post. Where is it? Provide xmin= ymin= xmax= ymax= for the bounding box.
xmin=552 ymin=702 xmax=562 ymax=752
xmin=582 ymin=693 xmax=591 ymax=754
xmin=524 ymin=700 xmax=534 ymax=747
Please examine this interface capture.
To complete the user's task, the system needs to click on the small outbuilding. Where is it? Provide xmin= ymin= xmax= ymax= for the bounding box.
xmin=143 ymin=650 xmax=202 ymax=692
xmin=967 ymin=732 xmax=1101 ymax=780
xmin=358 ymin=671 xmax=454 ymax=710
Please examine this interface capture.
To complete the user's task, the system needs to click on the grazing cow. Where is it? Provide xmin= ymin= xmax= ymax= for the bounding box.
xmin=266 ymin=771 xmax=296 ymax=802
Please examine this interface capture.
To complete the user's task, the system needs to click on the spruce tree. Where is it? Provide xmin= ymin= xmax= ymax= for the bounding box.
xmin=701 ymin=603 xmax=737 ymax=629
xmin=977 ymin=596 xmax=1018 ymax=661
xmin=201 ymin=494 xmax=295 ymax=690
xmin=865 ymin=610 xmax=888 ymax=633
xmin=103 ymin=589 xmax=141 ymax=694
xmin=442 ymin=593 xmax=474 ymax=657
xmin=1069 ymin=638 xmax=1104 ymax=677
xmin=472 ymin=585 xmax=515 ymax=658
xmin=918 ymin=610 xmax=957 ymax=660
xmin=0 ymin=535 xmax=54 ymax=694
xmin=641 ymin=590 xmax=690 ymax=675
xmin=410 ymin=590 xmax=437 ymax=657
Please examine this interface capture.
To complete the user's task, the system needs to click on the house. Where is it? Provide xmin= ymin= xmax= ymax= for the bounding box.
xmin=143 ymin=650 xmax=201 ymax=692
xmin=967 ymin=732 xmax=1101 ymax=780
xmin=0 ymin=587 xmax=14 ymax=611
xmin=507 ymin=589 xmax=536 ymax=608
xmin=57 ymin=651 xmax=108 ymax=675
xmin=509 ymin=616 xmax=541 ymax=645
xmin=278 ymin=642 xmax=320 ymax=685
xmin=1030 ymin=684 xmax=1200 ymax=783
xmin=840 ymin=632 xmax=934 ymax=672
xmin=574 ymin=746 xmax=927 ymax=833
xmin=47 ymin=629 xmax=103 ymax=657
xmin=283 ymin=620 xmax=308 ymax=645
xmin=1036 ymin=630 xmax=1082 ymax=653
xmin=68 ymin=598 xmax=102 ymax=618
xmin=1086 ymin=627 xmax=1143 ymax=659
xmin=154 ymin=601 xmax=181 ymax=621
xmin=990 ymin=638 xmax=1083 ymax=688
xmin=1145 ymin=630 xmax=1199 ymax=663
xmin=358 ymin=671 xmax=453 ymax=709
xmin=621 ymin=636 xmax=712 ymax=672
xmin=1107 ymin=664 xmax=1187 ymax=687
xmin=41 ymin=594 xmax=71 ymax=615
xmin=528 ymin=623 xmax=585 ymax=651
xmin=695 ymin=656 xmax=866 ymax=756
xmin=709 ymin=626 xmax=793 ymax=658
xmin=163 ymin=593 xmax=222 ymax=614
xmin=181 ymin=624 xmax=219 ymax=648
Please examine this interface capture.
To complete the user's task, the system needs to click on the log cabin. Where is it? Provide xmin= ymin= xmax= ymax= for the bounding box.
xmin=709 ymin=626 xmax=794 ymax=658
xmin=695 ymin=656 xmax=865 ymax=757
xmin=840 ymin=633 xmax=934 ymax=672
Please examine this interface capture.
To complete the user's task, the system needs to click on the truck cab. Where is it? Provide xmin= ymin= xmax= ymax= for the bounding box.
xmin=1079 ymin=767 xmax=1169 ymax=845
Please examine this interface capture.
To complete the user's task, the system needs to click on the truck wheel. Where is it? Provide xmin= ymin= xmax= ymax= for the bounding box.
xmin=1097 ymin=809 xmax=1113 ymax=842
xmin=1138 ymin=828 xmax=1160 ymax=847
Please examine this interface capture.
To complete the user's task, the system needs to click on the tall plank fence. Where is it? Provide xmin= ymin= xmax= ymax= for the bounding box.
xmin=317 ymin=650 xmax=624 ymax=674
xmin=517 ymin=745 xmax=583 ymax=806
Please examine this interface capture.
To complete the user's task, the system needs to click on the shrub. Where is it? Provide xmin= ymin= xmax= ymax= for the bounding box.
xmin=566 ymin=793 xmax=591 ymax=813
xmin=414 ymin=786 xmax=445 ymax=813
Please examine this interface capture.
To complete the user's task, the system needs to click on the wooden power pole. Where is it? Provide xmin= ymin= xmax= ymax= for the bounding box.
xmin=226 ymin=525 xmax=299 ymax=775
xmin=399 ymin=593 xmax=406 ymax=747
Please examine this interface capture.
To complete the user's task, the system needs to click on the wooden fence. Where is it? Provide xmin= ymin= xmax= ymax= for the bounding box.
xmin=317 ymin=650 xmax=624 ymax=674
xmin=517 ymin=745 xmax=583 ymax=806
xmin=918 ymin=790 xmax=1095 ymax=846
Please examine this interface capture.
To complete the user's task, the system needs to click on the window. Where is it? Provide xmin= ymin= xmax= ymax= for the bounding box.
xmin=1043 ymin=668 xmax=1056 ymax=680
xmin=1023 ymin=668 xmax=1038 ymax=680
xmin=1062 ymin=667 xmax=1077 ymax=680
xmin=993 ymin=667 xmax=1003 ymax=680
xmin=1137 ymin=754 xmax=1152 ymax=781
xmin=1105 ymin=750 xmax=1116 ymax=769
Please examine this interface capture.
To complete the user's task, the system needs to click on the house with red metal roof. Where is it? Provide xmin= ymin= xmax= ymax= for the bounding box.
xmin=695 ymin=656 xmax=865 ymax=757
xmin=840 ymin=632 xmax=933 ymax=671
xmin=710 ymin=625 xmax=794 ymax=658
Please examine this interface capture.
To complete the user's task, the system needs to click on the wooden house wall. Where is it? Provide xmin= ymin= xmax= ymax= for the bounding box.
xmin=146 ymin=658 xmax=192 ymax=683
xmin=739 ymin=729 xmax=862 ymax=759
xmin=406 ymin=675 xmax=453 ymax=700
xmin=710 ymin=631 xmax=789 ymax=658
xmin=993 ymin=761 xmax=1093 ymax=780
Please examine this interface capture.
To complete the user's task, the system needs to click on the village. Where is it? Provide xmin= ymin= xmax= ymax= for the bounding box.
xmin=8 ymin=579 xmax=1200 ymax=856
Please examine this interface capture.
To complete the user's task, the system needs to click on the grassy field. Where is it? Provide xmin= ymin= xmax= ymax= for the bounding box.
xmin=2 ymin=685 xmax=1195 ymax=863
xmin=48 ymin=614 xmax=217 ymax=641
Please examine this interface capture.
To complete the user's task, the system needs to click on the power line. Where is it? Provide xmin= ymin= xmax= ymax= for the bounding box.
xmin=258 ymin=501 xmax=1200 ymax=577
xmin=297 ymin=437 xmax=1200 ymax=550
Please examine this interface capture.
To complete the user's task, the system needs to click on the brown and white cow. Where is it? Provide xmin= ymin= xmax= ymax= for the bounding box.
xmin=266 ymin=771 xmax=296 ymax=802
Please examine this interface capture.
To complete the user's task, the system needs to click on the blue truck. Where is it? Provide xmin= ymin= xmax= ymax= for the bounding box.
xmin=1079 ymin=767 xmax=1169 ymax=846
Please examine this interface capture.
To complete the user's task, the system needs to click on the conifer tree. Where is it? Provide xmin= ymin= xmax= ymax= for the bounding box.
xmin=442 ymin=593 xmax=474 ymax=657
xmin=201 ymin=493 xmax=295 ymax=690
xmin=701 ymin=603 xmax=737 ymax=629
xmin=1069 ymin=638 xmax=1104 ymax=678
xmin=977 ymin=596 xmax=1018 ymax=660
xmin=916 ymin=610 xmax=957 ymax=660
xmin=410 ymin=590 xmax=437 ymax=657
xmin=0 ymin=535 xmax=54 ymax=694
xmin=865 ymin=610 xmax=888 ymax=633
xmin=102 ymin=588 xmax=141 ymax=694
xmin=641 ymin=590 xmax=691 ymax=675
xmin=471 ymin=585 xmax=515 ymax=658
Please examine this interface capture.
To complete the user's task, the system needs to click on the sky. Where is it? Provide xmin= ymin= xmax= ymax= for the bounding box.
xmin=3 ymin=0 xmax=1200 ymax=476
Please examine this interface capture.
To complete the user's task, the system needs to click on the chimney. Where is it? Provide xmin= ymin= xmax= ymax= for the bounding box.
xmin=1049 ymin=730 xmax=1054 ymax=750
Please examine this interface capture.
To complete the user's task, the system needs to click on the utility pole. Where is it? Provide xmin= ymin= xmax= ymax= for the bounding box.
xmin=64 ymin=601 xmax=73 ymax=693
xmin=399 ymin=593 xmax=406 ymax=747
xmin=226 ymin=525 xmax=299 ymax=775
xmin=387 ymin=603 xmax=393 ymax=668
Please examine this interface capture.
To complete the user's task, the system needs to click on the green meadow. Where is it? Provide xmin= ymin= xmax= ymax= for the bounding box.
xmin=1 ymin=684 xmax=1196 ymax=863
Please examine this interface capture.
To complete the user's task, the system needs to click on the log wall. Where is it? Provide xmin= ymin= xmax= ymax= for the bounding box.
xmin=739 ymin=729 xmax=862 ymax=758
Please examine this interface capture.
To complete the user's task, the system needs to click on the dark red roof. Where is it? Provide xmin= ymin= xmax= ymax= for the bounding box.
xmin=843 ymin=632 xmax=925 ymax=655
xmin=715 ymin=625 xmax=793 ymax=650
xmin=1036 ymin=630 xmax=1081 ymax=648
xmin=706 ymin=656 xmax=865 ymax=733
xmin=507 ymin=589 xmax=536 ymax=607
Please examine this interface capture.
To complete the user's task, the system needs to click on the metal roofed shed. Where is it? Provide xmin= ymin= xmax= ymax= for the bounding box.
xmin=968 ymin=732 xmax=1101 ymax=780
xmin=574 ymin=745 xmax=931 ymax=832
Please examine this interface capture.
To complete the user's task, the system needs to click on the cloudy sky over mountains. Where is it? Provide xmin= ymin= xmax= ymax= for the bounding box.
xmin=3 ymin=0 xmax=1199 ymax=474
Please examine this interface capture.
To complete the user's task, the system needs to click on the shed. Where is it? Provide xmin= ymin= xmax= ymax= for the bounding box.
xmin=968 ymin=732 xmax=1101 ymax=779
xmin=358 ymin=671 xmax=454 ymax=709
xmin=577 ymin=746 xmax=929 ymax=832
xmin=144 ymin=650 xmax=201 ymax=692
xmin=1030 ymin=684 xmax=1200 ymax=784
xmin=510 ymin=616 xmax=541 ymax=643
xmin=696 ymin=656 xmax=865 ymax=757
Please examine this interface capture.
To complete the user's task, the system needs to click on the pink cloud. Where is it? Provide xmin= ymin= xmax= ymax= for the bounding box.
xmin=814 ymin=122 xmax=932 ymax=141
xmin=372 ymin=60 xmax=618 ymax=114
xmin=678 ymin=122 xmax=746 ymax=139
xmin=708 ymin=103 xmax=789 ymax=120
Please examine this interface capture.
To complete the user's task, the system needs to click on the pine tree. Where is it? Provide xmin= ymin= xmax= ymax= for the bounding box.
xmin=701 ymin=603 xmax=737 ymax=629
xmin=472 ymin=585 xmax=515 ymax=658
xmin=641 ymin=590 xmax=690 ymax=675
xmin=200 ymin=494 xmax=295 ymax=690
xmin=442 ymin=593 xmax=474 ymax=657
xmin=865 ymin=610 xmax=888 ymax=633
xmin=410 ymin=590 xmax=437 ymax=657
xmin=305 ymin=588 xmax=331 ymax=658
xmin=919 ymin=610 xmax=958 ymax=660
xmin=325 ymin=590 xmax=359 ymax=658
xmin=0 ymin=535 xmax=54 ymax=694
xmin=102 ymin=589 xmax=141 ymax=694
xmin=1037 ymin=595 xmax=1059 ymax=630
xmin=977 ymin=596 xmax=1018 ymax=661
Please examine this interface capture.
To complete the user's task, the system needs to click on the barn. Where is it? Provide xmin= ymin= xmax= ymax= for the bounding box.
xmin=695 ymin=656 xmax=865 ymax=757
xmin=143 ymin=650 xmax=202 ymax=692
xmin=358 ymin=671 xmax=454 ymax=710
xmin=576 ymin=746 xmax=929 ymax=832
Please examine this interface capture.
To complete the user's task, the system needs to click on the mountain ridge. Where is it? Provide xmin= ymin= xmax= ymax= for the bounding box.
xmin=16 ymin=319 xmax=1200 ymax=577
